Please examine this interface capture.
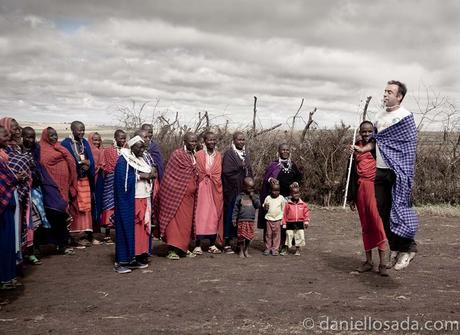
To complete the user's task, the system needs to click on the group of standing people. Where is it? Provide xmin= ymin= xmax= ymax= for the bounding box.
xmin=0 ymin=80 xmax=420 ymax=283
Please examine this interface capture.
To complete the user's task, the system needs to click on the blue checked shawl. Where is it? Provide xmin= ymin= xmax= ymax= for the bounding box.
xmin=375 ymin=114 xmax=418 ymax=238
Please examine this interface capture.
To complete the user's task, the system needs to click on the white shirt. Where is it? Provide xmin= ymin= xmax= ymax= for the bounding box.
xmin=135 ymin=174 xmax=153 ymax=198
xmin=374 ymin=106 xmax=412 ymax=169
xmin=263 ymin=195 xmax=287 ymax=221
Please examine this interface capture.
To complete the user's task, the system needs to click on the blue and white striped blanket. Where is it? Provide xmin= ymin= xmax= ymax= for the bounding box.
xmin=375 ymin=114 xmax=418 ymax=238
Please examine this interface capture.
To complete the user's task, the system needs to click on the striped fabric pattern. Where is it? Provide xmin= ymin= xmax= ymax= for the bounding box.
xmin=375 ymin=114 xmax=419 ymax=239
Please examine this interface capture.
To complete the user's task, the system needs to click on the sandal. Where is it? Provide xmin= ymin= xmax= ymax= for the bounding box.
xmin=193 ymin=246 xmax=203 ymax=255
xmin=357 ymin=261 xmax=374 ymax=273
xmin=92 ymin=239 xmax=103 ymax=246
xmin=186 ymin=250 xmax=196 ymax=258
xmin=167 ymin=251 xmax=180 ymax=260
xmin=64 ymin=248 xmax=75 ymax=255
xmin=26 ymin=255 xmax=42 ymax=265
xmin=11 ymin=279 xmax=23 ymax=287
xmin=208 ymin=245 xmax=222 ymax=254
xmin=223 ymin=246 xmax=234 ymax=254
xmin=0 ymin=282 xmax=16 ymax=290
xmin=78 ymin=239 xmax=91 ymax=247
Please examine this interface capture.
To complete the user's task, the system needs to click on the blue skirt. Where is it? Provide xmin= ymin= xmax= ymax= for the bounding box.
xmin=0 ymin=196 xmax=16 ymax=282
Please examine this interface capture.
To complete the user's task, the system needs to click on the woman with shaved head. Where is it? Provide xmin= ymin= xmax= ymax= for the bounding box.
xmin=158 ymin=132 xmax=199 ymax=260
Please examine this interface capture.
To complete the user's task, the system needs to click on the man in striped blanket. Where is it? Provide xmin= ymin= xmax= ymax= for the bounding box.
xmin=355 ymin=80 xmax=418 ymax=271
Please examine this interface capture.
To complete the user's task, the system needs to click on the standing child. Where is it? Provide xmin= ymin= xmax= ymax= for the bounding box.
xmin=262 ymin=180 xmax=286 ymax=256
xmin=282 ymin=182 xmax=310 ymax=256
xmin=232 ymin=177 xmax=260 ymax=258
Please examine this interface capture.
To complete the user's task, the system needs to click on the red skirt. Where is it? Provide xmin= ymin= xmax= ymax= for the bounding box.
xmin=134 ymin=198 xmax=151 ymax=256
xmin=237 ymin=221 xmax=254 ymax=242
xmin=164 ymin=177 xmax=197 ymax=252
xmin=356 ymin=180 xmax=387 ymax=251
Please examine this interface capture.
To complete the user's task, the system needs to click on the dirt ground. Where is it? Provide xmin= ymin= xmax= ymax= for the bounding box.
xmin=1 ymin=208 xmax=459 ymax=335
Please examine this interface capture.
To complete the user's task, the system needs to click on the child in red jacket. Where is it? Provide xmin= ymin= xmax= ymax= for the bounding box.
xmin=282 ymin=182 xmax=310 ymax=256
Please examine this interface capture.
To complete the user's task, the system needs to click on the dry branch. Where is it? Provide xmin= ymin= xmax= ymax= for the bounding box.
xmin=255 ymin=123 xmax=282 ymax=137
xmin=301 ymin=107 xmax=318 ymax=142
xmin=289 ymin=98 xmax=305 ymax=145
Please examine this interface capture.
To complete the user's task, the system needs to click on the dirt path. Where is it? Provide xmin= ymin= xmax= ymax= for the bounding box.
xmin=1 ymin=208 xmax=459 ymax=334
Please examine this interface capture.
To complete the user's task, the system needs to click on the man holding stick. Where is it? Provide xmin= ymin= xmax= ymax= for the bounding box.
xmin=354 ymin=80 xmax=418 ymax=271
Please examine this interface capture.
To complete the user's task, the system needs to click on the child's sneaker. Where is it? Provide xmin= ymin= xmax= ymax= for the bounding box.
xmin=271 ymin=250 xmax=279 ymax=256
xmin=262 ymin=249 xmax=270 ymax=256
xmin=294 ymin=249 xmax=301 ymax=256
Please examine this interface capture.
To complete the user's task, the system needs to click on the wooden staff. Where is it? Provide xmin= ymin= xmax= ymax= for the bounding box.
xmin=342 ymin=99 xmax=364 ymax=209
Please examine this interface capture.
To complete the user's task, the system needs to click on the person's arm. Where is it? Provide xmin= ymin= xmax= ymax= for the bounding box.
xmin=303 ymin=203 xmax=310 ymax=228
xmin=251 ymin=193 xmax=260 ymax=209
xmin=232 ymin=195 xmax=240 ymax=226
xmin=263 ymin=197 xmax=270 ymax=210
xmin=282 ymin=203 xmax=288 ymax=227
xmin=353 ymin=142 xmax=375 ymax=153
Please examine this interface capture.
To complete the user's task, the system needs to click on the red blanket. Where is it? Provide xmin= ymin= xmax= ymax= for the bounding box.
xmin=158 ymin=149 xmax=197 ymax=236
xmin=195 ymin=150 xmax=224 ymax=244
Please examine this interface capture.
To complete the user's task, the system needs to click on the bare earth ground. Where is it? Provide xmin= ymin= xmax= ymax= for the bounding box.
xmin=1 ymin=208 xmax=459 ymax=335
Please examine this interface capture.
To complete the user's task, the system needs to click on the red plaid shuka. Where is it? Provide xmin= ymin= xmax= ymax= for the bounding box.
xmin=0 ymin=155 xmax=16 ymax=215
xmin=103 ymin=146 xmax=119 ymax=174
xmin=158 ymin=148 xmax=198 ymax=237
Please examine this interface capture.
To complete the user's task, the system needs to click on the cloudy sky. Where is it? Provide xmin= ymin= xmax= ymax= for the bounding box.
xmin=1 ymin=0 xmax=459 ymax=130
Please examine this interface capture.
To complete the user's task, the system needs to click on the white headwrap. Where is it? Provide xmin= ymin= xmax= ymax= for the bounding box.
xmin=127 ymin=135 xmax=144 ymax=148
xmin=120 ymin=136 xmax=151 ymax=191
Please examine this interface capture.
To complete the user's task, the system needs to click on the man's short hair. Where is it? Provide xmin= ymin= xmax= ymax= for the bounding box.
xmin=70 ymin=121 xmax=84 ymax=130
xmin=22 ymin=126 xmax=35 ymax=135
xmin=387 ymin=80 xmax=407 ymax=102
xmin=232 ymin=131 xmax=244 ymax=141
xmin=359 ymin=120 xmax=373 ymax=129
xmin=114 ymin=129 xmax=125 ymax=138
xmin=203 ymin=131 xmax=215 ymax=141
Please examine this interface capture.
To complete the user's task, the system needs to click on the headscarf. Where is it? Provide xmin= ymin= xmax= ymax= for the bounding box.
xmin=120 ymin=136 xmax=151 ymax=191
xmin=39 ymin=128 xmax=78 ymax=202
xmin=0 ymin=117 xmax=20 ymax=146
